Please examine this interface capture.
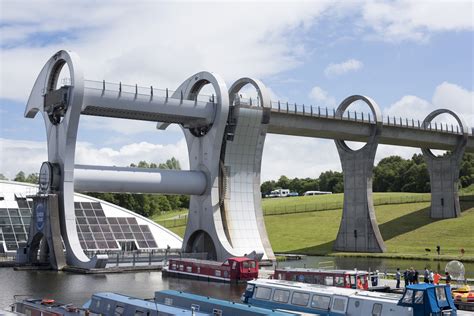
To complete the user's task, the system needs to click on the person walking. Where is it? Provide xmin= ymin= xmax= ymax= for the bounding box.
xmin=396 ymin=268 xmax=401 ymax=288
xmin=429 ymin=270 xmax=434 ymax=284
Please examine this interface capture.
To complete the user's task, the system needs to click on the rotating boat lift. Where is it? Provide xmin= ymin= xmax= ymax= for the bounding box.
xmin=22 ymin=50 xmax=471 ymax=269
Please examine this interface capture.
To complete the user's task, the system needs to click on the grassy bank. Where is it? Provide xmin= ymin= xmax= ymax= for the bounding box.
xmin=164 ymin=194 xmax=474 ymax=260
xmin=265 ymin=200 xmax=474 ymax=260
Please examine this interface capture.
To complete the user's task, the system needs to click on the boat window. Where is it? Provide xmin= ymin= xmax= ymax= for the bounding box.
xmin=164 ymin=298 xmax=173 ymax=305
xmin=215 ymin=270 xmax=221 ymax=277
xmin=414 ymin=291 xmax=424 ymax=304
xmin=213 ymin=309 xmax=222 ymax=316
xmin=255 ymin=287 xmax=272 ymax=300
xmin=372 ymin=303 xmax=382 ymax=316
xmin=249 ymin=261 xmax=256 ymax=269
xmin=223 ymin=260 xmax=229 ymax=266
xmin=402 ymin=289 xmax=413 ymax=304
xmin=114 ymin=305 xmax=124 ymax=316
xmin=246 ymin=284 xmax=255 ymax=292
xmin=106 ymin=304 xmax=111 ymax=311
xmin=335 ymin=276 xmax=344 ymax=286
xmin=171 ymin=263 xmax=176 ymax=270
xmin=197 ymin=267 xmax=200 ymax=274
xmin=242 ymin=261 xmax=249 ymax=269
xmin=291 ymin=292 xmax=310 ymax=306
xmin=331 ymin=296 xmax=348 ymax=313
xmin=134 ymin=311 xmax=144 ymax=316
xmin=179 ymin=264 xmax=184 ymax=271
xmin=436 ymin=287 xmax=446 ymax=301
xmin=311 ymin=294 xmax=331 ymax=310
xmin=191 ymin=304 xmax=200 ymax=311
xmin=94 ymin=298 xmax=101 ymax=308
xmin=186 ymin=266 xmax=192 ymax=272
xmin=272 ymin=289 xmax=290 ymax=303
xmin=232 ymin=261 xmax=237 ymax=270
xmin=350 ymin=275 xmax=356 ymax=287
xmin=325 ymin=276 xmax=334 ymax=286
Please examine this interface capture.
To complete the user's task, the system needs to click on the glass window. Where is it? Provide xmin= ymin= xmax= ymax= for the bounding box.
xmin=255 ymin=287 xmax=272 ymax=300
xmin=245 ymin=284 xmax=254 ymax=292
xmin=10 ymin=217 xmax=22 ymax=225
xmin=250 ymin=261 xmax=256 ymax=269
xmin=212 ymin=309 xmax=222 ymax=316
xmin=0 ymin=218 xmax=11 ymax=225
xmin=8 ymin=209 xmax=19 ymax=217
xmin=19 ymin=209 xmax=31 ymax=217
xmin=0 ymin=209 xmax=8 ymax=217
xmin=325 ymin=276 xmax=334 ymax=286
xmin=414 ymin=291 xmax=424 ymax=304
xmin=232 ymin=262 xmax=237 ymax=269
xmin=272 ymin=289 xmax=290 ymax=303
xmin=134 ymin=311 xmax=144 ymax=316
xmin=372 ymin=303 xmax=382 ymax=316
xmin=291 ymin=292 xmax=310 ymax=306
xmin=114 ymin=306 xmax=124 ymax=316
xmin=311 ymin=295 xmax=331 ymax=310
xmin=436 ymin=287 xmax=446 ymax=301
xmin=402 ymin=289 xmax=413 ymax=304
xmin=242 ymin=261 xmax=249 ymax=269
xmin=335 ymin=276 xmax=344 ymax=286
xmin=331 ymin=297 xmax=347 ymax=312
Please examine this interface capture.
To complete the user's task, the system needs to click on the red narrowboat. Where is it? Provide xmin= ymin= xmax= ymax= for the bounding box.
xmin=273 ymin=268 xmax=369 ymax=290
xmin=163 ymin=257 xmax=259 ymax=283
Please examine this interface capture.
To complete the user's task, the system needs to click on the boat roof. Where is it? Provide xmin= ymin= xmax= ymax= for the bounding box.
xmin=169 ymin=257 xmax=254 ymax=266
xmin=249 ymin=279 xmax=402 ymax=302
xmin=90 ymin=293 xmax=209 ymax=315
xmin=156 ymin=290 xmax=295 ymax=315
xmin=228 ymin=257 xmax=254 ymax=262
xmin=275 ymin=267 xmax=369 ymax=275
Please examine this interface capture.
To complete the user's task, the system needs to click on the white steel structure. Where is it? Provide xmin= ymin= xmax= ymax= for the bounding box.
xmin=23 ymin=50 xmax=471 ymax=269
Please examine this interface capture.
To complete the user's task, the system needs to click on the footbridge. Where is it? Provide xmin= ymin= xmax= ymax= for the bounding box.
xmin=23 ymin=50 xmax=472 ymax=269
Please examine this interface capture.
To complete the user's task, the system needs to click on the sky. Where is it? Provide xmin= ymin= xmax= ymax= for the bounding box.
xmin=0 ymin=0 xmax=473 ymax=181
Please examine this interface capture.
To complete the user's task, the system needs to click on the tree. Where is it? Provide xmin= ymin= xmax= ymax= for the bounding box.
xmin=26 ymin=173 xmax=39 ymax=184
xmin=14 ymin=171 xmax=26 ymax=182
xmin=0 ymin=174 xmax=7 ymax=180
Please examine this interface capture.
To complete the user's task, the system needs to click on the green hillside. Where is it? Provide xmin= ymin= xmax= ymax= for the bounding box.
xmin=167 ymin=193 xmax=474 ymax=260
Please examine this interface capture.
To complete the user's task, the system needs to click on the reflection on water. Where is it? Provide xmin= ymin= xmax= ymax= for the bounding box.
xmin=1 ymin=255 xmax=472 ymax=309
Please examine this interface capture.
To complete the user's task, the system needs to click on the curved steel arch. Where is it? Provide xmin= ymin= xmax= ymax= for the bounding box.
xmin=25 ymin=50 xmax=106 ymax=268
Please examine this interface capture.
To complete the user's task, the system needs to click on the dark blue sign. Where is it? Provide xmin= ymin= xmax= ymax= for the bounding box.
xmin=36 ymin=202 xmax=45 ymax=231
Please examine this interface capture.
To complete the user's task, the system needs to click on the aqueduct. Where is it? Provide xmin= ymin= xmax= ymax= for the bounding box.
xmin=23 ymin=50 xmax=472 ymax=269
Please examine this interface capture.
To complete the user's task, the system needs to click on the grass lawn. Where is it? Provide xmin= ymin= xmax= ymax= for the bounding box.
xmin=159 ymin=194 xmax=474 ymax=260
xmin=149 ymin=209 xmax=188 ymax=222
xmin=265 ymin=200 xmax=474 ymax=260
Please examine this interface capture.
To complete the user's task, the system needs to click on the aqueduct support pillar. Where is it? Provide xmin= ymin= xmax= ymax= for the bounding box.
xmin=333 ymin=95 xmax=386 ymax=253
xmin=421 ymin=110 xmax=469 ymax=219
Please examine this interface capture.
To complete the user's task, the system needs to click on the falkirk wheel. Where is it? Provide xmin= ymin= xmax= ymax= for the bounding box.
xmin=22 ymin=50 xmax=470 ymax=269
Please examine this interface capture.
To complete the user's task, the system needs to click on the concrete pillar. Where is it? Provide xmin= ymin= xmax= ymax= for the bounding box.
xmin=333 ymin=95 xmax=386 ymax=253
xmin=421 ymin=109 xmax=469 ymax=219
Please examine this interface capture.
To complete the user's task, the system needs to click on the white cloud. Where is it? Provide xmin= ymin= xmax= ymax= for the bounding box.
xmin=308 ymin=86 xmax=336 ymax=107
xmin=324 ymin=59 xmax=363 ymax=77
xmin=0 ymin=1 xmax=334 ymax=102
xmin=384 ymin=82 xmax=473 ymax=129
xmin=361 ymin=0 xmax=474 ymax=42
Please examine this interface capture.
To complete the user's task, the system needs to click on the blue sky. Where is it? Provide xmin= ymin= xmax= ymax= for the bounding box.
xmin=0 ymin=1 xmax=473 ymax=180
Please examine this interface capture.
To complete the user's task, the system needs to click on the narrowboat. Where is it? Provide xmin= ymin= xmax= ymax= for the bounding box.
xmin=163 ymin=257 xmax=258 ymax=283
xmin=11 ymin=297 xmax=95 ymax=316
xmin=242 ymin=279 xmax=460 ymax=315
xmin=154 ymin=289 xmax=297 ymax=316
xmin=273 ymin=267 xmax=370 ymax=290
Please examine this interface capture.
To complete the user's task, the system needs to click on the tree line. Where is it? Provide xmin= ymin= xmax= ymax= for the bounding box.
xmin=261 ymin=153 xmax=474 ymax=196
xmin=4 ymin=153 xmax=473 ymax=216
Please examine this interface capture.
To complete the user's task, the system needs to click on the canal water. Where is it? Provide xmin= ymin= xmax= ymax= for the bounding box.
xmin=1 ymin=256 xmax=472 ymax=309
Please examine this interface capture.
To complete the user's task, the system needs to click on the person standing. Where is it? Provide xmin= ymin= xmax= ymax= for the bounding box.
xmin=414 ymin=269 xmax=419 ymax=284
xmin=424 ymin=267 xmax=429 ymax=283
xmin=429 ymin=270 xmax=434 ymax=284
xmin=445 ymin=272 xmax=452 ymax=285
xmin=403 ymin=269 xmax=409 ymax=287
xmin=434 ymin=271 xmax=441 ymax=285
xmin=396 ymin=268 xmax=401 ymax=288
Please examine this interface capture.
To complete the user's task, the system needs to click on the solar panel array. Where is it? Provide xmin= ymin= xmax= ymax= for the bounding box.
xmin=75 ymin=201 xmax=158 ymax=250
xmin=0 ymin=198 xmax=158 ymax=252
xmin=0 ymin=199 xmax=32 ymax=251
